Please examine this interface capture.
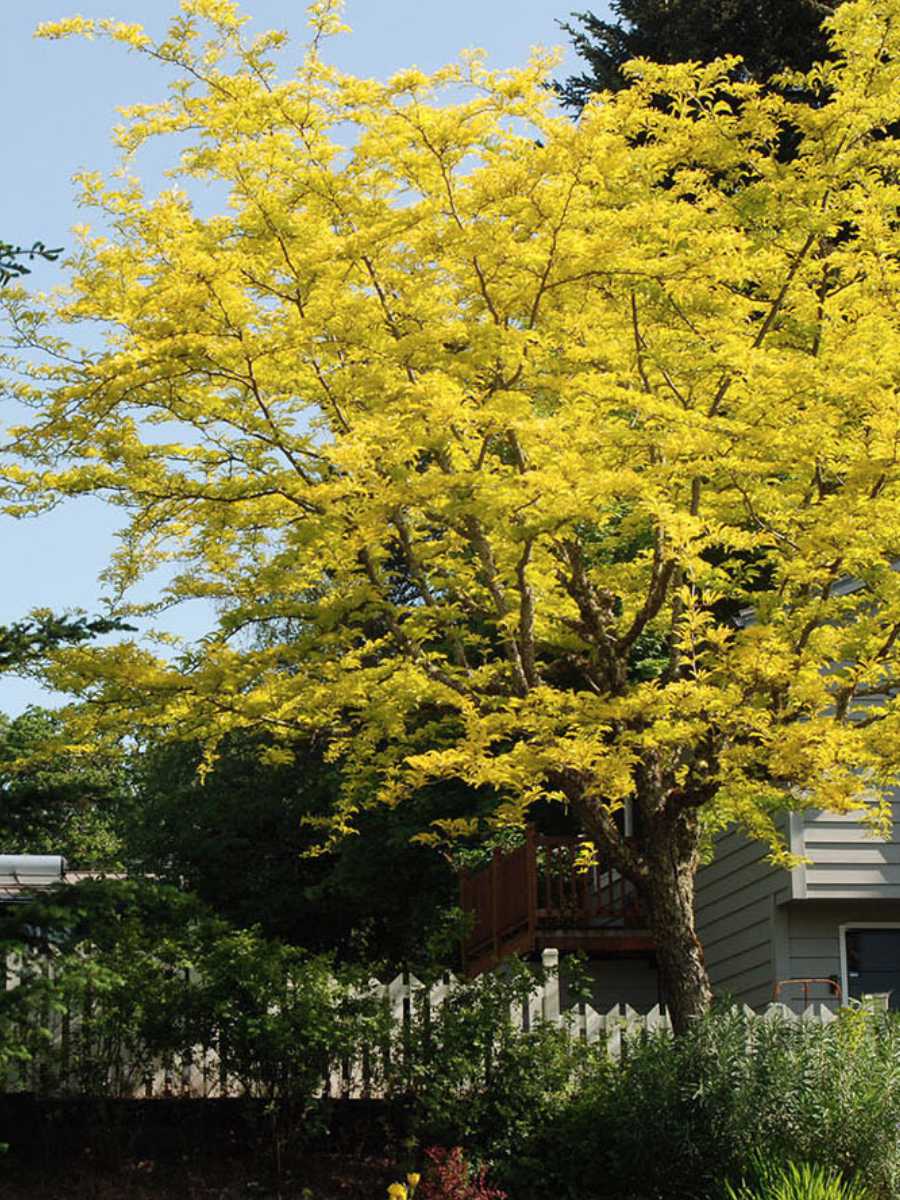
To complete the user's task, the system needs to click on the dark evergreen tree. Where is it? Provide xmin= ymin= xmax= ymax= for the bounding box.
xmin=0 ymin=612 xmax=130 ymax=672
xmin=558 ymin=0 xmax=840 ymax=111
xmin=130 ymin=734 xmax=481 ymax=971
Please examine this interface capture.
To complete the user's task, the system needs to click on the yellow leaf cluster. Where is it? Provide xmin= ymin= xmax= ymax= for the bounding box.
xmin=8 ymin=0 xmax=900 ymax=875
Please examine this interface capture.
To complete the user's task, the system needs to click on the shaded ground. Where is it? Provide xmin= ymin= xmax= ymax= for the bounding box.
xmin=0 ymin=1096 xmax=410 ymax=1200
xmin=0 ymin=1154 xmax=396 ymax=1200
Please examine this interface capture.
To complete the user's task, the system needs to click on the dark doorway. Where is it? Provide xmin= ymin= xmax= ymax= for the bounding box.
xmin=845 ymin=927 xmax=900 ymax=1009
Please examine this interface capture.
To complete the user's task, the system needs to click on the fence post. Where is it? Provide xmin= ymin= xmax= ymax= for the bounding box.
xmin=541 ymin=948 xmax=560 ymax=1023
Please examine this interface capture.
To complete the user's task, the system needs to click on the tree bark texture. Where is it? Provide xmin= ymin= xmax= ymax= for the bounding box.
xmin=637 ymin=800 xmax=713 ymax=1034
xmin=578 ymin=784 xmax=714 ymax=1034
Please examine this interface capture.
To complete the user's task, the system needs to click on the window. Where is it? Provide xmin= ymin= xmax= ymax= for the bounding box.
xmin=843 ymin=926 xmax=900 ymax=1010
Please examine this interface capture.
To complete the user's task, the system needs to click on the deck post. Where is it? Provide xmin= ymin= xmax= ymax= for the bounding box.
xmin=491 ymin=848 xmax=500 ymax=965
xmin=526 ymin=825 xmax=537 ymax=946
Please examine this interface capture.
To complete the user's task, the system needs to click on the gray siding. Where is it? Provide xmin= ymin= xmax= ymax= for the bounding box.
xmin=694 ymin=803 xmax=900 ymax=1008
xmin=582 ymin=792 xmax=900 ymax=1009
xmin=796 ymin=796 xmax=900 ymax=899
xmin=694 ymin=824 xmax=791 ymax=1008
xmin=575 ymin=956 xmax=661 ymax=1012
xmin=784 ymin=899 xmax=900 ymax=999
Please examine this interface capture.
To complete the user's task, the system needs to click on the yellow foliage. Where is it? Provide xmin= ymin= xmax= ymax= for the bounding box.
xmin=7 ymin=0 xmax=900 ymax=894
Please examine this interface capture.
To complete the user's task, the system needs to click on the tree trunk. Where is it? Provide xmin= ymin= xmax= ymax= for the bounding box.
xmin=575 ymin=781 xmax=714 ymax=1033
xmin=640 ymin=837 xmax=713 ymax=1034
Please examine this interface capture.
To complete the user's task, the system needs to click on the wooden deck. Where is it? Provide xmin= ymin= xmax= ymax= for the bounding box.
xmin=459 ymin=827 xmax=654 ymax=975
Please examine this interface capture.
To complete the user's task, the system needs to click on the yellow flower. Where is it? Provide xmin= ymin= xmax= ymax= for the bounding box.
xmin=387 ymin=1185 xmax=408 ymax=1200
xmin=407 ymin=1174 xmax=421 ymax=1191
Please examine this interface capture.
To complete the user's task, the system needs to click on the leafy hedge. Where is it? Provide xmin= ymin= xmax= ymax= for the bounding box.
xmin=504 ymin=1006 xmax=900 ymax=1200
xmin=0 ymin=881 xmax=386 ymax=1108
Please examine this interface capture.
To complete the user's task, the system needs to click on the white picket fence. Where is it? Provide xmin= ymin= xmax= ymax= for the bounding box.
xmin=324 ymin=947 xmax=850 ymax=1098
xmin=4 ymin=947 xmax=850 ymax=1100
xmin=362 ymin=948 xmax=845 ymax=1033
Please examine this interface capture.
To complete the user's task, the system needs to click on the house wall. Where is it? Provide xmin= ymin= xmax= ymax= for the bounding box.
xmin=587 ymin=955 xmax=661 ymax=1012
xmin=556 ymin=953 xmax=660 ymax=1012
xmin=795 ymin=796 xmax=900 ymax=899
xmin=694 ymin=824 xmax=791 ymax=1009
xmin=783 ymin=898 xmax=900 ymax=999
xmin=562 ymin=794 xmax=900 ymax=1012
xmin=694 ymin=801 xmax=900 ymax=1008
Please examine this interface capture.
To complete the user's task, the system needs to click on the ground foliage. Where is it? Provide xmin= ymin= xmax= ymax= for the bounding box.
xmin=725 ymin=1157 xmax=870 ymax=1200
xmin=505 ymin=1006 xmax=900 ymax=1200
xmin=6 ymin=0 xmax=900 ymax=1024
xmin=2 ymin=910 xmax=900 ymax=1200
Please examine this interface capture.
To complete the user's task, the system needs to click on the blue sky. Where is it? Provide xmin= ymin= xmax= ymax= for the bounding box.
xmin=0 ymin=0 xmax=609 ymax=716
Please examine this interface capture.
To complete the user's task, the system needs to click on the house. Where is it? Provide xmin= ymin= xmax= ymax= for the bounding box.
xmin=460 ymin=803 xmax=900 ymax=1012
xmin=696 ymin=802 xmax=900 ymax=1011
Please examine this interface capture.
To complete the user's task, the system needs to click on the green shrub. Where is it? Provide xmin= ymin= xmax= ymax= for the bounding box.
xmin=0 ymin=881 xmax=208 ymax=1096
xmin=0 ymin=880 xmax=387 ymax=1111
xmin=6 ymin=895 xmax=900 ymax=1200
xmin=400 ymin=960 xmax=591 ymax=1173
xmin=504 ymin=1006 xmax=900 ymax=1200
xmin=725 ymin=1157 xmax=870 ymax=1200
xmin=417 ymin=1146 xmax=508 ymax=1200
xmin=191 ymin=927 xmax=387 ymax=1105
xmin=382 ymin=977 xmax=900 ymax=1200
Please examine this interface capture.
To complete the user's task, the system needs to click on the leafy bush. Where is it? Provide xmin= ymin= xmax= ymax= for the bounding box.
xmin=0 ymin=880 xmax=387 ymax=1110
xmin=0 ymin=881 xmax=208 ymax=1095
xmin=506 ymin=1006 xmax=900 ymax=1200
xmin=725 ymin=1157 xmax=870 ymax=1200
xmin=401 ymin=959 xmax=590 ymax=1171
xmin=5 ymin=896 xmax=900 ymax=1200
xmin=417 ymin=1146 xmax=507 ymax=1200
xmin=190 ymin=927 xmax=386 ymax=1104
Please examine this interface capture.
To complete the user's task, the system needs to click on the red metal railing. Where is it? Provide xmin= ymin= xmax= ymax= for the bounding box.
xmin=459 ymin=828 xmax=642 ymax=974
xmin=773 ymin=978 xmax=843 ymax=1006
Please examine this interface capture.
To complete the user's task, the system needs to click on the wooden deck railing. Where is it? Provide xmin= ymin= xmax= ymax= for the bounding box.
xmin=459 ymin=828 xmax=646 ymax=975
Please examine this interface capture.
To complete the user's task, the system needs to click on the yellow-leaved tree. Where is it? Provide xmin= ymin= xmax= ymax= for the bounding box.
xmin=5 ymin=0 xmax=900 ymax=1030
